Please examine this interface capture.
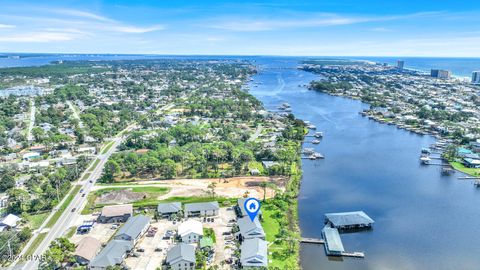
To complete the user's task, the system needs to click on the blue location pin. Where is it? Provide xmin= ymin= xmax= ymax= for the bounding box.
xmin=244 ymin=198 xmax=261 ymax=222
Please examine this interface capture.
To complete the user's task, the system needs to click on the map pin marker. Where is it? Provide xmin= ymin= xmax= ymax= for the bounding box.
xmin=244 ymin=197 xmax=261 ymax=222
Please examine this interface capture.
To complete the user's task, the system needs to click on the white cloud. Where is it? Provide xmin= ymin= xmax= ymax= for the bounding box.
xmin=207 ymin=11 xmax=443 ymax=32
xmin=0 ymin=31 xmax=80 ymax=42
xmin=0 ymin=23 xmax=15 ymax=29
xmin=110 ymin=25 xmax=165 ymax=33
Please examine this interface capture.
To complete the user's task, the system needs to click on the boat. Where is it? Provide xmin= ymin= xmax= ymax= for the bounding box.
xmin=420 ymin=156 xmax=431 ymax=165
xmin=307 ymin=124 xmax=317 ymax=130
xmin=302 ymin=148 xmax=315 ymax=154
xmin=312 ymin=139 xmax=320 ymax=144
xmin=421 ymin=148 xmax=431 ymax=154
xmin=314 ymin=132 xmax=324 ymax=138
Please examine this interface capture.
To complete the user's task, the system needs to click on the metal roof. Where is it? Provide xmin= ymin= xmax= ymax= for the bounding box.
xmin=89 ymin=240 xmax=132 ymax=268
xmin=240 ymin=238 xmax=268 ymax=267
xmin=184 ymin=201 xmax=219 ymax=212
xmin=325 ymin=211 xmax=374 ymax=227
xmin=166 ymin=243 xmax=196 ymax=264
xmin=178 ymin=219 xmax=203 ymax=238
xmin=157 ymin=202 xmax=182 ymax=214
xmin=237 ymin=216 xmax=265 ymax=238
xmin=115 ymin=214 xmax=150 ymax=240
xmin=237 ymin=198 xmax=262 ymax=217
xmin=322 ymin=227 xmax=345 ymax=252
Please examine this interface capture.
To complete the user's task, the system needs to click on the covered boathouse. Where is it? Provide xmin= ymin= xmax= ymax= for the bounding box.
xmin=325 ymin=211 xmax=374 ymax=230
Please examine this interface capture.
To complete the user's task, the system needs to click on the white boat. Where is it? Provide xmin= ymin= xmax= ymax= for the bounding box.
xmin=307 ymin=124 xmax=317 ymax=130
xmin=314 ymin=132 xmax=323 ymax=138
xmin=420 ymin=156 xmax=431 ymax=164
xmin=312 ymin=139 xmax=320 ymax=144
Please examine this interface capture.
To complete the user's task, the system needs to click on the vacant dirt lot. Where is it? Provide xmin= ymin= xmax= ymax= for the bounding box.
xmin=94 ymin=176 xmax=285 ymax=201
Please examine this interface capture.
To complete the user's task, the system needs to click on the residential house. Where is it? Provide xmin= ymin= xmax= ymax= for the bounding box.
xmin=240 ymin=238 xmax=268 ymax=268
xmin=0 ymin=214 xmax=21 ymax=232
xmin=236 ymin=198 xmax=262 ymax=219
xmin=98 ymin=204 xmax=133 ymax=223
xmin=114 ymin=215 xmax=150 ymax=245
xmin=75 ymin=236 xmax=101 ymax=265
xmin=157 ymin=202 xmax=182 ymax=218
xmin=184 ymin=201 xmax=219 ymax=217
xmin=236 ymin=216 xmax=265 ymax=241
xmin=178 ymin=219 xmax=203 ymax=244
xmin=165 ymin=243 xmax=196 ymax=270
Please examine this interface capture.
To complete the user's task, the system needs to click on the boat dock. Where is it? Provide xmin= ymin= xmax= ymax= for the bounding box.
xmin=301 ymin=237 xmax=325 ymax=244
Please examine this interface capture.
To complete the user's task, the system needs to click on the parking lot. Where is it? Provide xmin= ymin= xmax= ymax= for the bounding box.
xmin=124 ymin=219 xmax=175 ymax=270
xmin=71 ymin=207 xmax=240 ymax=270
xmin=70 ymin=214 xmax=116 ymax=244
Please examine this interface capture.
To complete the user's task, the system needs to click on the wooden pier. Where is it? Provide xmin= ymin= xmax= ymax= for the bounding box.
xmin=340 ymin=251 xmax=365 ymax=258
xmin=458 ymin=176 xmax=480 ymax=180
xmin=300 ymin=238 xmax=365 ymax=258
xmin=301 ymin=237 xmax=325 ymax=244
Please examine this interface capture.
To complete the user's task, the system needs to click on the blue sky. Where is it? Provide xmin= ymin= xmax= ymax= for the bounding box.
xmin=0 ymin=0 xmax=479 ymax=56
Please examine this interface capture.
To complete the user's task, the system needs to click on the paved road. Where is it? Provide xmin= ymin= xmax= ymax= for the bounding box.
xmin=26 ymin=99 xmax=35 ymax=142
xmin=12 ymin=126 xmax=134 ymax=270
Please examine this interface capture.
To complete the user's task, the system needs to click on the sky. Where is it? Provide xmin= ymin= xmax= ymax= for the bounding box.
xmin=0 ymin=0 xmax=479 ymax=56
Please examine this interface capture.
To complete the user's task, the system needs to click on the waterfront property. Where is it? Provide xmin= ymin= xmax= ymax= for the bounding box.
xmin=325 ymin=211 xmax=374 ymax=230
xmin=240 ymin=238 xmax=268 ymax=268
xmin=236 ymin=198 xmax=262 ymax=218
xmin=236 ymin=216 xmax=265 ymax=241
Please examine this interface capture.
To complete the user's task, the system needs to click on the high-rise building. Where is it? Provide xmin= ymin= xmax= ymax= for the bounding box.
xmin=472 ymin=71 xmax=480 ymax=84
xmin=431 ymin=69 xmax=451 ymax=79
xmin=397 ymin=60 xmax=405 ymax=69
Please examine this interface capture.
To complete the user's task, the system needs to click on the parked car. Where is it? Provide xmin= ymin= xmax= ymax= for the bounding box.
xmin=155 ymin=247 xmax=162 ymax=252
xmin=71 ymin=208 xmax=77 ymax=212
xmin=82 ymin=193 xmax=86 ymax=197
xmin=136 ymin=248 xmax=145 ymax=252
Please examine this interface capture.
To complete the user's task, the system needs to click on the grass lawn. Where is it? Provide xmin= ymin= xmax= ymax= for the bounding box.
xmin=101 ymin=141 xmax=115 ymax=154
xmin=64 ymin=226 xmax=77 ymax=238
xmin=22 ymin=232 xmax=47 ymax=259
xmin=451 ymin=161 xmax=480 ymax=176
xmin=26 ymin=213 xmax=49 ymax=230
xmin=88 ymin=159 xmax=100 ymax=172
xmin=81 ymin=172 xmax=91 ymax=181
xmin=261 ymin=203 xmax=297 ymax=269
xmin=45 ymin=185 xmax=82 ymax=228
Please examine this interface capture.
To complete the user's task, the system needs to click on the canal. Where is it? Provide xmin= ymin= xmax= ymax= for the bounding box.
xmin=248 ymin=57 xmax=480 ymax=270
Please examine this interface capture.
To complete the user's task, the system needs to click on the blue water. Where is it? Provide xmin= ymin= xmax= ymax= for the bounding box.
xmin=350 ymin=56 xmax=480 ymax=77
xmin=248 ymin=57 xmax=480 ymax=270
xmin=1 ymin=54 xmax=479 ymax=77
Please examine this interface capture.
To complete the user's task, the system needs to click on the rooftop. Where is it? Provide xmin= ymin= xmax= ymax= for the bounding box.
xmin=115 ymin=214 xmax=150 ymax=240
xmin=184 ymin=201 xmax=219 ymax=212
xmin=322 ymin=226 xmax=345 ymax=253
xmin=74 ymin=236 xmax=101 ymax=261
xmin=325 ymin=211 xmax=374 ymax=227
xmin=166 ymin=243 xmax=196 ymax=264
xmin=100 ymin=204 xmax=133 ymax=218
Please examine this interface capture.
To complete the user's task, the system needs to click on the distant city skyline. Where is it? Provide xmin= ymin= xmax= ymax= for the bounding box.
xmin=0 ymin=0 xmax=480 ymax=56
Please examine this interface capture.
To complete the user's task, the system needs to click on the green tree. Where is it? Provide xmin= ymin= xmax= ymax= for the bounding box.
xmin=40 ymin=237 xmax=75 ymax=270
xmin=0 ymin=172 xmax=15 ymax=192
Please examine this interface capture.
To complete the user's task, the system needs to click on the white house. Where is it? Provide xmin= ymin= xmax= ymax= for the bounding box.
xmin=178 ymin=219 xmax=203 ymax=244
